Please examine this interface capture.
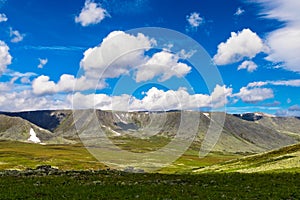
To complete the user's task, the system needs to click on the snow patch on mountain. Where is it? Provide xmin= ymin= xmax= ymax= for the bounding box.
xmin=28 ymin=128 xmax=41 ymax=143
xmin=203 ymin=112 xmax=210 ymax=119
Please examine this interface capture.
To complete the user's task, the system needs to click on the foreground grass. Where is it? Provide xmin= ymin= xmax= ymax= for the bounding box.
xmin=0 ymin=171 xmax=299 ymax=199
xmin=0 ymin=140 xmax=300 ymax=199
xmin=0 ymin=140 xmax=240 ymax=173
xmin=0 ymin=141 xmax=106 ymax=170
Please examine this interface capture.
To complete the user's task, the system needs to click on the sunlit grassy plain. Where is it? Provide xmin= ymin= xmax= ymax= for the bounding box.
xmin=0 ymin=140 xmax=299 ymax=199
xmin=0 ymin=141 xmax=106 ymax=170
xmin=0 ymin=139 xmax=240 ymax=172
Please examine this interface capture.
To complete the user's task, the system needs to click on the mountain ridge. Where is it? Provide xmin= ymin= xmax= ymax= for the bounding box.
xmin=0 ymin=109 xmax=299 ymax=155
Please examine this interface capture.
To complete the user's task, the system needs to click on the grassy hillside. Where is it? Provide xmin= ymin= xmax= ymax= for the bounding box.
xmin=194 ymin=143 xmax=300 ymax=173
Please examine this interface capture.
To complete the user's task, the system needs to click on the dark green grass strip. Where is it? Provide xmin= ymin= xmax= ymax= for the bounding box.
xmin=0 ymin=172 xmax=299 ymax=199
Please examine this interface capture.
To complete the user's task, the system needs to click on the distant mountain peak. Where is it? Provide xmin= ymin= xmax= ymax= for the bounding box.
xmin=233 ymin=112 xmax=278 ymax=121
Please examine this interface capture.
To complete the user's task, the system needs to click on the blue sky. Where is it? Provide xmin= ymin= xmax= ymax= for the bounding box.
xmin=0 ymin=0 xmax=300 ymax=116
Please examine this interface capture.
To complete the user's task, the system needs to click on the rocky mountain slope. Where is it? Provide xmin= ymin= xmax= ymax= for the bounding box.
xmin=0 ymin=114 xmax=53 ymax=142
xmin=0 ymin=110 xmax=299 ymax=154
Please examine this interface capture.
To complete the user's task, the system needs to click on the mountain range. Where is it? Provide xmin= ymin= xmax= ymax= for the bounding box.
xmin=0 ymin=110 xmax=299 ymax=155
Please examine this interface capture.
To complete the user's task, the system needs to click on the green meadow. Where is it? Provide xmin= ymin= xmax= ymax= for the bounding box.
xmin=0 ymin=140 xmax=300 ymax=199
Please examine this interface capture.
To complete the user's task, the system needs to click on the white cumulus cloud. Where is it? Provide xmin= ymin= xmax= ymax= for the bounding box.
xmin=241 ymin=78 xmax=300 ymax=104
xmin=135 ymin=51 xmax=191 ymax=82
xmin=0 ymin=90 xmax=70 ymax=111
xmin=0 ymin=41 xmax=12 ymax=75
xmin=37 ymin=58 xmax=48 ymax=69
xmin=72 ymin=84 xmax=232 ymax=111
xmin=186 ymin=12 xmax=204 ymax=28
xmin=80 ymin=31 xmax=156 ymax=79
xmin=234 ymin=7 xmax=245 ymax=16
xmin=31 ymin=31 xmax=194 ymax=96
xmin=0 ymin=13 xmax=7 ymax=22
xmin=75 ymin=0 xmax=109 ymax=26
xmin=81 ymin=30 xmax=191 ymax=83
xmin=235 ymin=87 xmax=274 ymax=103
xmin=237 ymin=60 xmax=258 ymax=72
xmin=0 ymin=82 xmax=11 ymax=91
xmin=213 ymin=28 xmax=265 ymax=65
xmin=9 ymin=28 xmax=24 ymax=43
xmin=32 ymin=74 xmax=105 ymax=95
xmin=32 ymin=75 xmax=56 ymax=95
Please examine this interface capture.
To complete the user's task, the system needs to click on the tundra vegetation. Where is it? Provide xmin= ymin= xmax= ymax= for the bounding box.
xmin=0 ymin=110 xmax=299 ymax=199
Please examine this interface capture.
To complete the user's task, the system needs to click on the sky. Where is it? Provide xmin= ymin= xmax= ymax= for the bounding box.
xmin=0 ymin=0 xmax=300 ymax=116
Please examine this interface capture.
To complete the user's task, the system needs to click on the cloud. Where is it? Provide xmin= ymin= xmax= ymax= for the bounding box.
xmin=186 ymin=12 xmax=204 ymax=28
xmin=20 ymin=77 xmax=31 ymax=84
xmin=0 ymin=90 xmax=70 ymax=112
xmin=32 ymin=75 xmax=56 ymax=95
xmin=262 ymin=100 xmax=281 ymax=107
xmin=0 ymin=13 xmax=7 ymax=22
xmin=247 ymin=81 xmax=268 ymax=88
xmin=71 ymin=92 xmax=131 ymax=111
xmin=270 ymin=80 xmax=300 ymax=87
xmin=234 ymin=7 xmax=245 ymax=16
xmin=213 ymin=28 xmax=265 ymax=65
xmin=237 ymin=60 xmax=258 ymax=72
xmin=80 ymin=31 xmax=156 ymax=79
xmin=275 ymin=104 xmax=300 ymax=117
xmin=8 ymin=84 xmax=232 ymax=112
xmin=81 ymin=30 xmax=191 ymax=83
xmin=288 ymin=104 xmax=300 ymax=111
xmin=251 ymin=0 xmax=300 ymax=72
xmin=247 ymin=79 xmax=300 ymax=88
xmin=210 ymin=84 xmax=233 ymax=108
xmin=9 ymin=28 xmax=24 ymax=43
xmin=56 ymin=74 xmax=106 ymax=93
xmin=255 ymin=0 xmax=300 ymax=25
xmin=235 ymin=87 xmax=274 ymax=103
xmin=0 ymin=82 xmax=11 ymax=91
xmin=32 ymin=31 xmax=194 ymax=96
xmin=75 ymin=0 xmax=109 ymax=26
xmin=37 ymin=58 xmax=48 ymax=69
xmin=23 ymin=45 xmax=85 ymax=51
xmin=32 ymin=74 xmax=105 ymax=95
xmin=0 ymin=72 xmax=67 ymax=111
xmin=0 ymin=41 xmax=12 ymax=75
xmin=265 ymin=27 xmax=300 ymax=72
xmin=242 ymin=79 xmax=300 ymax=104
xmin=72 ymin=84 xmax=232 ymax=111
xmin=135 ymin=51 xmax=191 ymax=82
xmin=5 ymin=71 xmax=37 ymax=84
xmin=7 ymin=71 xmax=37 ymax=78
